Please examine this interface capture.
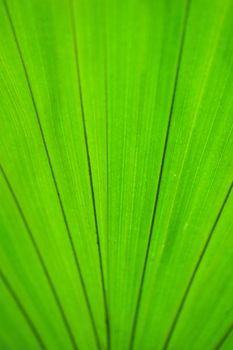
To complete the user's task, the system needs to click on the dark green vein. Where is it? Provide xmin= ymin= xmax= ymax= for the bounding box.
xmin=128 ymin=1 xmax=192 ymax=348
xmin=2 ymin=1 xmax=97 ymax=346
xmin=69 ymin=0 xmax=110 ymax=349
xmin=163 ymin=181 xmax=233 ymax=350
xmin=0 ymin=165 xmax=78 ymax=350
xmin=0 ymin=269 xmax=47 ymax=350
xmin=214 ymin=323 xmax=233 ymax=350
xmin=104 ymin=6 xmax=111 ymax=348
xmin=104 ymin=22 xmax=111 ymax=350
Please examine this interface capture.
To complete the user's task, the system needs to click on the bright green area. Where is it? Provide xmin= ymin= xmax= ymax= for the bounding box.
xmin=0 ymin=0 xmax=232 ymax=349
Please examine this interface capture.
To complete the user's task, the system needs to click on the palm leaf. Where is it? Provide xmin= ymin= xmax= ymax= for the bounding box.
xmin=0 ymin=0 xmax=232 ymax=349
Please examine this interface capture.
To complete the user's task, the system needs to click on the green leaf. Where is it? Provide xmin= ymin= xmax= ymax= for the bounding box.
xmin=0 ymin=0 xmax=232 ymax=349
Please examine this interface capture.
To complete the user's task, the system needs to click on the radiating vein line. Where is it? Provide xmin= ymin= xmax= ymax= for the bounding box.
xmin=104 ymin=11 xmax=111 ymax=348
xmin=214 ymin=323 xmax=233 ymax=350
xmin=162 ymin=181 xmax=233 ymax=350
xmin=69 ymin=1 xmax=111 ymax=349
xmin=128 ymin=1 xmax=192 ymax=348
xmin=2 ymin=1 xmax=97 ymax=347
xmin=0 ymin=269 xmax=47 ymax=350
xmin=0 ymin=165 xmax=78 ymax=350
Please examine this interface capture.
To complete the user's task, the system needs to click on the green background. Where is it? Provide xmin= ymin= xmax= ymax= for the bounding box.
xmin=0 ymin=0 xmax=232 ymax=349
